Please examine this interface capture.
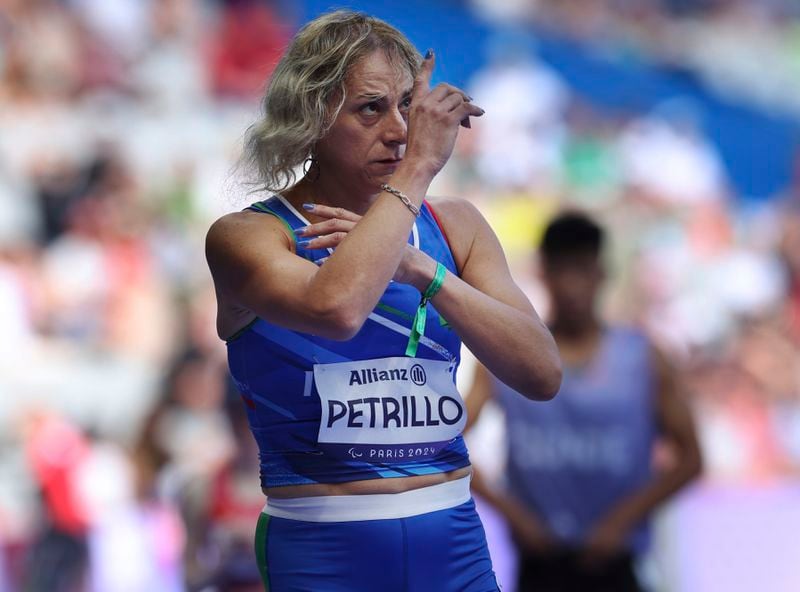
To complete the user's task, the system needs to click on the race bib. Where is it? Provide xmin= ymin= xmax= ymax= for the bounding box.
xmin=314 ymin=357 xmax=466 ymax=462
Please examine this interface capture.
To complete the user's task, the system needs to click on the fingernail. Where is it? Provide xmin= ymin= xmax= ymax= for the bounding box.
xmin=478 ymin=108 xmax=485 ymax=115
xmin=297 ymin=239 xmax=312 ymax=247
xmin=302 ymin=203 xmax=314 ymax=211
xmin=467 ymin=95 xmax=474 ymax=101
xmin=424 ymin=49 xmax=433 ymax=60
xmin=294 ymin=226 xmax=307 ymax=235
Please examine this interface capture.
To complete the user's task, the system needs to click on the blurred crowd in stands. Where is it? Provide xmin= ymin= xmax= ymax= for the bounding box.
xmin=0 ymin=0 xmax=798 ymax=590
xmin=474 ymin=0 xmax=800 ymax=117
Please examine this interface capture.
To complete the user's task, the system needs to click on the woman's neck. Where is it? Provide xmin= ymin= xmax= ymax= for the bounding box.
xmin=287 ymin=174 xmax=378 ymax=217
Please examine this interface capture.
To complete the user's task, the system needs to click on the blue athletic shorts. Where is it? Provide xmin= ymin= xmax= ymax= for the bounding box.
xmin=254 ymin=497 xmax=499 ymax=591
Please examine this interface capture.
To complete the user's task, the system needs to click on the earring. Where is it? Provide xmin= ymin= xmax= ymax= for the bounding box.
xmin=303 ymin=156 xmax=320 ymax=182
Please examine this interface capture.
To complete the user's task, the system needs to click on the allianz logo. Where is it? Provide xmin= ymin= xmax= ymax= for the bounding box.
xmin=348 ymin=363 xmax=427 ymax=386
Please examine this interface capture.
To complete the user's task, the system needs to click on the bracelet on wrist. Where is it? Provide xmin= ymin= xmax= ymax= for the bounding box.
xmin=381 ymin=183 xmax=420 ymax=218
xmin=405 ymin=262 xmax=447 ymax=357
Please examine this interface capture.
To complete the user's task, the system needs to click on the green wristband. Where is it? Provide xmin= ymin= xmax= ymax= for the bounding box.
xmin=405 ymin=263 xmax=447 ymax=357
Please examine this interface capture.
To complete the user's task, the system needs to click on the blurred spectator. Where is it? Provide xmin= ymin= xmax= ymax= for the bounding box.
xmin=21 ymin=411 xmax=91 ymax=592
xmin=135 ymin=346 xmax=235 ymax=589
xmin=618 ymin=104 xmax=728 ymax=206
xmin=466 ymin=212 xmax=702 ymax=592
xmin=779 ymin=207 xmax=800 ymax=340
xmin=207 ymin=0 xmax=290 ymax=101
xmin=194 ymin=383 xmax=264 ymax=592
xmin=82 ymin=430 xmax=185 ymax=592
xmin=560 ymin=101 xmax=624 ymax=206
xmin=67 ymin=0 xmax=151 ymax=63
xmin=469 ymin=31 xmax=568 ymax=191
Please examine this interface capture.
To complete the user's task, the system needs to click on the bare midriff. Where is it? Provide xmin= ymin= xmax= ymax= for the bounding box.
xmin=262 ymin=465 xmax=472 ymax=499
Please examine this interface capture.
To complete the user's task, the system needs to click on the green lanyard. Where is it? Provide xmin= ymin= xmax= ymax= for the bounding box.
xmin=405 ymin=262 xmax=447 ymax=357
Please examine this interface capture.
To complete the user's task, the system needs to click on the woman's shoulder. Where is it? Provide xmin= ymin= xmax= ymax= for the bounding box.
xmin=206 ymin=207 xmax=294 ymax=265
xmin=424 ymin=196 xmax=486 ymax=237
xmin=425 ymin=196 xmax=489 ymax=259
xmin=425 ymin=195 xmax=482 ymax=218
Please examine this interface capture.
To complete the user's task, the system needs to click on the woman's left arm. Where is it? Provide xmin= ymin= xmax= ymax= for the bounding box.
xmin=417 ymin=197 xmax=561 ymax=400
xmin=300 ymin=197 xmax=561 ymax=399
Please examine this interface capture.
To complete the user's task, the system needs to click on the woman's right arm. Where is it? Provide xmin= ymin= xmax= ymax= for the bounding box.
xmin=204 ymin=168 xmax=432 ymax=341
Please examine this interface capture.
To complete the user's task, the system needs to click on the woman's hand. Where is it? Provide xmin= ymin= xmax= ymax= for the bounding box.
xmin=296 ymin=204 xmax=435 ymax=290
xmin=404 ymin=51 xmax=485 ymax=177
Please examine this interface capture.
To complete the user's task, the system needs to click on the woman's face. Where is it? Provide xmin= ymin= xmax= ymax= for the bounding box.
xmin=314 ymin=49 xmax=414 ymax=194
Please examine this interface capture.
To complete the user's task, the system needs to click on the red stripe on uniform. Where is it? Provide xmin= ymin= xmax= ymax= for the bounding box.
xmin=424 ymin=200 xmax=453 ymax=253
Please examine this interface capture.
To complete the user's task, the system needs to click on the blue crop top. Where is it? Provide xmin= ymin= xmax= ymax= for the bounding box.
xmin=226 ymin=195 xmax=471 ymax=488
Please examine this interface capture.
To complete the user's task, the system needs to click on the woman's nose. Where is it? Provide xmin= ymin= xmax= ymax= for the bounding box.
xmin=383 ymin=108 xmax=407 ymax=144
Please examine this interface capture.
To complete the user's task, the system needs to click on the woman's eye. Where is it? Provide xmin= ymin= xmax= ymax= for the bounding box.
xmin=361 ymin=102 xmax=380 ymax=115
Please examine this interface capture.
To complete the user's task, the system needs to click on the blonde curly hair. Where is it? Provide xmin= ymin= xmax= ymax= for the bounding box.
xmin=242 ymin=10 xmax=422 ymax=193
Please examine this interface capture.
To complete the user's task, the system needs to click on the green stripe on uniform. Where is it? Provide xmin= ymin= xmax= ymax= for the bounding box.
xmin=378 ymin=302 xmax=450 ymax=328
xmin=254 ymin=512 xmax=271 ymax=591
xmin=249 ymin=203 xmax=297 ymax=247
xmin=376 ymin=302 xmax=414 ymax=322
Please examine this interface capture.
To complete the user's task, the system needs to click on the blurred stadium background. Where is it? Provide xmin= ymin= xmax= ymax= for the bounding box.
xmin=1 ymin=0 xmax=799 ymax=590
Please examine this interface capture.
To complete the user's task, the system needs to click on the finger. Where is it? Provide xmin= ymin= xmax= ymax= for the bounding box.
xmin=429 ymin=92 xmax=471 ymax=131
xmin=302 ymin=203 xmax=361 ymax=222
xmin=412 ymin=49 xmax=435 ymax=100
xmin=440 ymin=92 xmax=464 ymax=113
xmin=296 ymin=218 xmax=356 ymax=238
xmin=451 ymin=102 xmax=485 ymax=124
xmin=437 ymin=93 xmax=481 ymax=129
xmin=299 ymin=232 xmax=348 ymax=250
xmin=429 ymin=82 xmax=471 ymax=104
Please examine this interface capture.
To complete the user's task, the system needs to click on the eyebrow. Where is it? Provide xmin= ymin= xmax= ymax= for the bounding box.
xmin=354 ymin=88 xmax=414 ymax=101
